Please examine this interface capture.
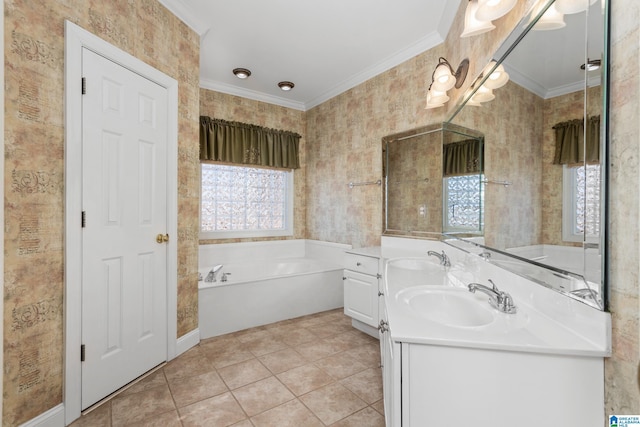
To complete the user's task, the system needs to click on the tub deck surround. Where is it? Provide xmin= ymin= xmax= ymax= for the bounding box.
xmin=506 ymin=243 xmax=602 ymax=284
xmin=198 ymin=240 xmax=351 ymax=338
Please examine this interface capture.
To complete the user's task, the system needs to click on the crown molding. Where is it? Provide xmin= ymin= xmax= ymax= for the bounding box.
xmin=157 ymin=0 xmax=210 ymax=36
xmin=304 ymin=31 xmax=444 ymax=110
xmin=199 ymin=79 xmax=307 ymax=111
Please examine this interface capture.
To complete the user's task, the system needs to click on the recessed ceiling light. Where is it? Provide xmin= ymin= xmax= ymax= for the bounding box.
xmin=580 ymin=59 xmax=601 ymax=71
xmin=233 ymin=68 xmax=251 ymax=79
xmin=278 ymin=81 xmax=295 ymax=91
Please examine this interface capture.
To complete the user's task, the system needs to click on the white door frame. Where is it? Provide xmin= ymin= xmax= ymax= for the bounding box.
xmin=64 ymin=20 xmax=178 ymax=424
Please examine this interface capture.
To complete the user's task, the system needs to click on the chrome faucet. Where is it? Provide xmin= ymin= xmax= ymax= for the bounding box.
xmin=204 ymin=264 xmax=224 ymax=282
xmin=468 ymin=279 xmax=517 ymax=314
xmin=427 ymin=250 xmax=451 ymax=267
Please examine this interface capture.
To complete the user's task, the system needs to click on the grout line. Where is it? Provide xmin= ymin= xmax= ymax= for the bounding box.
xmin=81 ymin=361 xmax=167 ymax=416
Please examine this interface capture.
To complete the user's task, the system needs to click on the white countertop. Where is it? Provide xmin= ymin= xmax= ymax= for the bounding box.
xmin=374 ymin=238 xmax=611 ymax=358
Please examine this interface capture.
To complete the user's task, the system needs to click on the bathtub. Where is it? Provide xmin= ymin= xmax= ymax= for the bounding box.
xmin=505 ymin=244 xmax=601 ymax=284
xmin=198 ymin=240 xmax=349 ymax=339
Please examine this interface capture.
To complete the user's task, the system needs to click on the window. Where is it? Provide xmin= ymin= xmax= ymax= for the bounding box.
xmin=443 ymin=174 xmax=484 ymax=232
xmin=200 ymin=163 xmax=293 ymax=239
xmin=563 ymin=164 xmax=601 ymax=242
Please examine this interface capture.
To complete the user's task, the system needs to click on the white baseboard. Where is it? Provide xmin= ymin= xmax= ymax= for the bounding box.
xmin=21 ymin=331 xmax=199 ymax=427
xmin=175 ymin=328 xmax=200 ymax=358
xmin=20 ymin=404 xmax=65 ymax=427
xmin=351 ymin=319 xmax=379 ymax=339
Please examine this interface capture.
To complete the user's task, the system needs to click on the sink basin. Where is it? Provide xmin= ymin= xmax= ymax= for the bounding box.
xmin=386 ymin=257 xmax=447 ymax=287
xmin=396 ymin=286 xmax=495 ymax=327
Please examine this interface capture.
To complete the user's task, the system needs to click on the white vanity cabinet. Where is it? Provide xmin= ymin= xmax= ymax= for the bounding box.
xmin=343 ymin=250 xmax=381 ymax=329
xmin=382 ymin=341 xmax=604 ymax=427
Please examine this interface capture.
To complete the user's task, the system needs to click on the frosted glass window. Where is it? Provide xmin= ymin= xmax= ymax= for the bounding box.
xmin=201 ymin=164 xmax=293 ymax=238
xmin=574 ymin=164 xmax=601 ymax=236
xmin=563 ymin=164 xmax=600 ymax=242
xmin=443 ymin=174 xmax=484 ymax=232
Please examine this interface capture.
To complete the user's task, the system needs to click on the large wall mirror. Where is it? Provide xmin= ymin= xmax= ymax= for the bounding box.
xmin=383 ymin=123 xmax=484 ymax=237
xmin=447 ymin=0 xmax=609 ymax=310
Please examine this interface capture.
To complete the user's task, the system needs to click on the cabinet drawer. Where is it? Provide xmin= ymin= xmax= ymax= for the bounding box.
xmin=344 ymin=253 xmax=379 ymax=276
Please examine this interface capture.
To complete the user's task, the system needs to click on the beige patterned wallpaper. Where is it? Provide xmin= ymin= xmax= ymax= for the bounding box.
xmin=606 ymin=0 xmax=640 ymax=414
xmin=450 ymin=80 xmax=544 ymax=250
xmin=541 ymin=86 xmax=602 ymax=246
xmin=198 ymin=89 xmax=307 ymax=245
xmin=3 ymin=1 xmax=200 ymax=425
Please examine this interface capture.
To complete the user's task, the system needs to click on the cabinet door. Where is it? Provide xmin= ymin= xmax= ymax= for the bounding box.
xmin=343 ymin=270 xmax=378 ymax=327
xmin=382 ymin=327 xmax=401 ymax=427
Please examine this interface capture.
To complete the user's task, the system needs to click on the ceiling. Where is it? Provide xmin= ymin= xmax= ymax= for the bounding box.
xmin=158 ymin=0 xmax=604 ymax=111
xmin=498 ymin=1 xmax=604 ymax=99
xmin=158 ymin=0 xmax=462 ymax=111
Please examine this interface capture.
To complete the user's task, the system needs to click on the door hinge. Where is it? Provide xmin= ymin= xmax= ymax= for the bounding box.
xmin=81 ymin=344 xmax=86 ymax=362
xmin=81 ymin=211 xmax=86 ymax=228
xmin=81 ymin=77 xmax=86 ymax=95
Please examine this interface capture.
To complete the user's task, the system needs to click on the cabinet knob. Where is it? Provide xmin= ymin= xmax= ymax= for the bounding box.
xmin=378 ymin=291 xmax=384 ymax=297
xmin=356 ymin=262 xmax=362 ymax=266
xmin=378 ymin=319 xmax=389 ymax=333
xmin=342 ymin=277 xmax=347 ymax=280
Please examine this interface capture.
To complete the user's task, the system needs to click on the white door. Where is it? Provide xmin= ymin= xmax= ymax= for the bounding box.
xmin=81 ymin=48 xmax=168 ymax=409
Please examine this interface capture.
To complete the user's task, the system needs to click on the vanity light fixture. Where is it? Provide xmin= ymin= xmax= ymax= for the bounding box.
xmin=425 ymin=58 xmax=469 ymax=109
xmin=278 ymin=81 xmax=295 ymax=91
xmin=425 ymin=88 xmax=450 ymax=109
xmin=461 ymin=0 xmax=496 ymax=38
xmin=465 ymin=61 xmax=509 ymax=107
xmin=232 ymin=68 xmax=251 ymax=79
xmin=475 ymin=0 xmax=517 ymax=22
xmin=531 ymin=3 xmax=566 ymax=31
xmin=580 ymin=59 xmax=601 ymax=71
xmin=431 ymin=58 xmax=469 ymax=92
xmin=472 ymin=85 xmax=495 ymax=103
xmin=483 ymin=61 xmax=510 ymax=89
xmin=555 ymin=0 xmax=598 ymax=15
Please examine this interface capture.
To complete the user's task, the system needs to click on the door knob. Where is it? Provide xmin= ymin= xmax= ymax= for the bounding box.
xmin=156 ymin=233 xmax=169 ymax=244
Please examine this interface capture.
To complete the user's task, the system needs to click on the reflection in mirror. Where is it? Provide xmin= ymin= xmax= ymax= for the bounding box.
xmin=383 ymin=123 xmax=483 ymax=237
xmin=442 ymin=124 xmax=484 ymax=235
xmin=447 ymin=0 xmax=608 ymax=310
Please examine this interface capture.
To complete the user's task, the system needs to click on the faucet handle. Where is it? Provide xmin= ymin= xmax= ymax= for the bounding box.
xmin=488 ymin=279 xmax=498 ymax=292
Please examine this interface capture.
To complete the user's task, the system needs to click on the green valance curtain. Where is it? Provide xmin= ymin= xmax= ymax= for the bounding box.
xmin=200 ymin=116 xmax=301 ymax=169
xmin=443 ymin=138 xmax=484 ymax=177
xmin=552 ymin=115 xmax=600 ymax=165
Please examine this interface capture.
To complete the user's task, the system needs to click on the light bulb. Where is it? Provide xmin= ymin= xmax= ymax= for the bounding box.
xmin=461 ymin=0 xmax=496 ymax=38
xmin=431 ymin=63 xmax=456 ymax=92
xmin=475 ymin=0 xmax=517 ymax=21
xmin=484 ymin=63 xmax=510 ymax=89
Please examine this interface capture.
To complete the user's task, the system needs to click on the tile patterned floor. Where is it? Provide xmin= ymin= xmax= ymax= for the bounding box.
xmin=70 ymin=309 xmax=385 ymax=427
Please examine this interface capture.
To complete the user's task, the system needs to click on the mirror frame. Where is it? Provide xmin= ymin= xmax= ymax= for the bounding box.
xmin=382 ymin=122 xmax=485 ymax=238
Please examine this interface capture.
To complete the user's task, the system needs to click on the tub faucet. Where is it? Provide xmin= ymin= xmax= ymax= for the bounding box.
xmin=427 ymin=250 xmax=451 ymax=267
xmin=204 ymin=264 xmax=224 ymax=282
xmin=468 ymin=279 xmax=517 ymax=314
xmin=220 ymin=272 xmax=231 ymax=282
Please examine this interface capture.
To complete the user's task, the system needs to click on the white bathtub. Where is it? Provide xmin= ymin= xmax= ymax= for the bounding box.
xmin=198 ymin=240 xmax=349 ymax=339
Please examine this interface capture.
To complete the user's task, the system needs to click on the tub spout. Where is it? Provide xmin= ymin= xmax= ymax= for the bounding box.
xmin=205 ymin=264 xmax=224 ymax=282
